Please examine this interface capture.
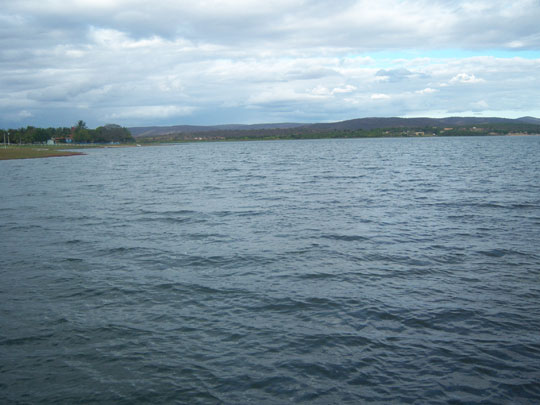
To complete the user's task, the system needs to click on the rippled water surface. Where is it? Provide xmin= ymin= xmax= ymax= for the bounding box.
xmin=1 ymin=136 xmax=540 ymax=403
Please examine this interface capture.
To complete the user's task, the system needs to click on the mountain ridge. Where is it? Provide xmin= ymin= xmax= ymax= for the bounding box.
xmin=129 ymin=116 xmax=538 ymax=137
xmin=129 ymin=123 xmax=306 ymax=137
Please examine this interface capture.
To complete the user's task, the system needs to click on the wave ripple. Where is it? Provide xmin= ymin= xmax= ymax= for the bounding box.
xmin=1 ymin=137 xmax=540 ymax=403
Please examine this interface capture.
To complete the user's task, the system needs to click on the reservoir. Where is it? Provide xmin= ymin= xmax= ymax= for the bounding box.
xmin=1 ymin=136 xmax=539 ymax=403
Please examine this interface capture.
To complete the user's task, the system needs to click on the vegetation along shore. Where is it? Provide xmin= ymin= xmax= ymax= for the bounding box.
xmin=1 ymin=117 xmax=539 ymax=160
xmin=0 ymin=146 xmax=86 ymax=160
xmin=0 ymin=120 xmax=135 ymax=160
xmin=132 ymin=116 xmax=540 ymax=143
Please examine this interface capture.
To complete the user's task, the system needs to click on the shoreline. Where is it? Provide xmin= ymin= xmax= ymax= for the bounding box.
xmin=0 ymin=143 xmax=142 ymax=160
xmin=0 ymin=147 xmax=86 ymax=160
xmin=2 ymin=133 xmax=538 ymax=160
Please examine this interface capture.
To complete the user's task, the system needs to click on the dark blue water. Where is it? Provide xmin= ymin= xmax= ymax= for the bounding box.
xmin=1 ymin=136 xmax=540 ymax=404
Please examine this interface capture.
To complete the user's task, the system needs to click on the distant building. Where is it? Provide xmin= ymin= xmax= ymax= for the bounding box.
xmin=52 ymin=135 xmax=73 ymax=144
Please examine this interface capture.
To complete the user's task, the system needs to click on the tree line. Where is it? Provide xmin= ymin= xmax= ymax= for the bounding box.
xmin=135 ymin=122 xmax=540 ymax=143
xmin=0 ymin=120 xmax=134 ymax=144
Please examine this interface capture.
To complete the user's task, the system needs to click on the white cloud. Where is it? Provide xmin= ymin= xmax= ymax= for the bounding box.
xmin=471 ymin=100 xmax=489 ymax=110
xmin=106 ymin=105 xmax=196 ymax=120
xmin=416 ymin=87 xmax=438 ymax=94
xmin=1 ymin=0 xmax=540 ymax=127
xmin=450 ymin=73 xmax=485 ymax=84
xmin=248 ymin=88 xmax=327 ymax=105
xmin=506 ymin=40 xmax=525 ymax=49
xmin=311 ymin=86 xmax=331 ymax=96
xmin=18 ymin=110 xmax=33 ymax=118
xmin=332 ymin=85 xmax=357 ymax=94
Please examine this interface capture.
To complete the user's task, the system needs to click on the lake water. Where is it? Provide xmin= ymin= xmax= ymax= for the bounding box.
xmin=1 ymin=136 xmax=540 ymax=403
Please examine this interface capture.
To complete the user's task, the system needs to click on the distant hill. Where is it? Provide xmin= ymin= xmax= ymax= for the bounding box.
xmin=517 ymin=116 xmax=540 ymax=125
xmin=129 ymin=122 xmax=306 ymax=137
xmin=129 ymin=116 xmax=540 ymax=141
xmin=129 ymin=116 xmax=538 ymax=137
xmin=307 ymin=116 xmax=523 ymax=131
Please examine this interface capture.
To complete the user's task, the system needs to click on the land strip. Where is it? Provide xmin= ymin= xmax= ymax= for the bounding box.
xmin=0 ymin=146 xmax=86 ymax=160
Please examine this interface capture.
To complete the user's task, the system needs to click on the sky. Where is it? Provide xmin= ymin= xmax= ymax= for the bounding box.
xmin=1 ymin=0 xmax=540 ymax=129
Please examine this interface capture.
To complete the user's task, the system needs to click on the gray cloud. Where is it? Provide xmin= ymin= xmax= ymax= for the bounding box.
xmin=1 ymin=0 xmax=540 ymax=128
xmin=375 ymin=68 xmax=429 ymax=82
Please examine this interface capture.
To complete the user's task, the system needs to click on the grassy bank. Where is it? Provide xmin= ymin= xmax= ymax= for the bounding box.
xmin=0 ymin=146 xmax=86 ymax=160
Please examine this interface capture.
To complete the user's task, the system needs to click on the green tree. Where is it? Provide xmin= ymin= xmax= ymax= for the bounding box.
xmin=73 ymin=128 xmax=90 ymax=143
xmin=95 ymin=124 xmax=134 ymax=143
xmin=73 ymin=120 xmax=90 ymax=143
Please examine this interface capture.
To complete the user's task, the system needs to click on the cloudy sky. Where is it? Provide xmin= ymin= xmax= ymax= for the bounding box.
xmin=1 ymin=0 xmax=540 ymax=128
